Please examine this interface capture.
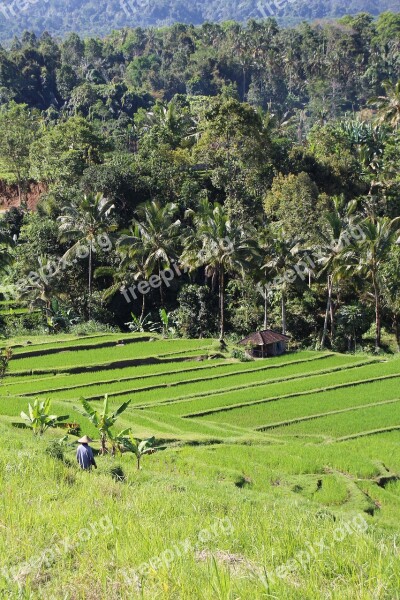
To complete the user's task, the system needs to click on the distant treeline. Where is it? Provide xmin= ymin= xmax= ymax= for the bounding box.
xmin=0 ymin=12 xmax=399 ymax=117
xmin=0 ymin=0 xmax=397 ymax=42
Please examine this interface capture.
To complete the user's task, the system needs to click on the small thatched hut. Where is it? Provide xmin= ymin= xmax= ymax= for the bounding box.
xmin=239 ymin=329 xmax=290 ymax=358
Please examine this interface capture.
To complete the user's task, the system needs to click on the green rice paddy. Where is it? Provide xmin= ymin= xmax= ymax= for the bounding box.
xmin=1 ymin=333 xmax=400 ymax=599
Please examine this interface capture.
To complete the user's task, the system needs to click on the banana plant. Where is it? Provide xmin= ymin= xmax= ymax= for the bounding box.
xmin=159 ymin=308 xmax=176 ymax=338
xmin=0 ymin=348 xmax=11 ymax=379
xmin=108 ymin=428 xmax=133 ymax=455
xmin=19 ymin=398 xmax=69 ymax=436
xmin=120 ymin=434 xmax=166 ymax=470
xmin=78 ymin=395 xmax=131 ymax=455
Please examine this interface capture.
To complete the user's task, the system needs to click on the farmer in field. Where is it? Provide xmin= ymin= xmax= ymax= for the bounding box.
xmin=76 ymin=435 xmax=97 ymax=471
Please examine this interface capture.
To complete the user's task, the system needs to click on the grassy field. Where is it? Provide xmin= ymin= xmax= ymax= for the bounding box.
xmin=1 ymin=333 xmax=400 ymax=599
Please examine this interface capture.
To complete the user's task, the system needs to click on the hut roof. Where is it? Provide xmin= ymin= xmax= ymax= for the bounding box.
xmin=239 ymin=329 xmax=290 ymax=346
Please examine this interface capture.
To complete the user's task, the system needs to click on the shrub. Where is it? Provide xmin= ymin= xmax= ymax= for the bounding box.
xmin=172 ymin=284 xmax=218 ymax=338
xmin=109 ymin=465 xmax=125 ymax=482
xmin=69 ymin=320 xmax=118 ymax=336
xmin=231 ymin=348 xmax=253 ymax=362
xmin=1 ymin=311 xmax=46 ymax=337
xmin=45 ymin=440 xmax=65 ymax=462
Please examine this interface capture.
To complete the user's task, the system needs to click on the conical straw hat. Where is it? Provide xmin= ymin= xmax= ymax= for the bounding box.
xmin=77 ymin=435 xmax=93 ymax=444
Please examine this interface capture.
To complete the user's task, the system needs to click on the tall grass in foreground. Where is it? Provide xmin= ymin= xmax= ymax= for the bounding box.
xmin=0 ymin=426 xmax=400 ymax=599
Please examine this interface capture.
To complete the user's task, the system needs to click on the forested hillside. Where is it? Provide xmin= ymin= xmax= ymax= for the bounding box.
xmin=0 ymin=0 xmax=397 ymax=42
xmin=0 ymin=13 xmax=399 ymax=351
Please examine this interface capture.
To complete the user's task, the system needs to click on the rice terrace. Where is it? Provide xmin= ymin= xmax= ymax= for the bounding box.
xmin=1 ymin=5 xmax=400 ymax=599
xmin=1 ymin=332 xmax=400 ymax=598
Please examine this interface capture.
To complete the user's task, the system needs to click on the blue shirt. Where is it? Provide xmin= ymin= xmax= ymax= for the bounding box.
xmin=76 ymin=444 xmax=95 ymax=469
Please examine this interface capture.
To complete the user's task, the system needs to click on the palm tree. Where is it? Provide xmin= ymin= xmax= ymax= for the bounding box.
xmin=264 ymin=226 xmax=303 ymax=335
xmin=317 ymin=197 xmax=360 ymax=349
xmin=182 ymin=199 xmax=258 ymax=339
xmin=96 ymin=223 xmax=150 ymax=318
xmin=381 ymin=246 xmax=400 ymax=352
xmin=369 ymin=80 xmax=400 ymax=130
xmin=257 ymin=227 xmax=272 ymax=330
xmin=19 ymin=255 xmax=59 ymax=312
xmin=349 ymin=216 xmax=400 ymax=350
xmin=57 ymin=192 xmax=115 ymax=318
xmin=125 ymin=200 xmax=181 ymax=306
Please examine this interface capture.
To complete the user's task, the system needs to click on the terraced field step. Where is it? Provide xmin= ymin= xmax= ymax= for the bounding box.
xmin=8 ymin=353 xmax=334 ymax=396
xmin=7 ymin=345 xmax=215 ymax=376
xmin=126 ymin=358 xmax=378 ymax=409
xmin=200 ymin=376 xmax=400 ymax=429
xmin=8 ymin=338 xmax=216 ymax=371
xmin=8 ymin=361 xmax=231 ymax=395
xmin=182 ymin=371 xmax=400 ymax=419
xmin=255 ymin=398 xmax=400 ymax=431
xmin=268 ymin=399 xmax=400 ymax=438
xmin=335 ymin=426 xmax=400 ymax=442
xmin=10 ymin=335 xmax=152 ymax=359
xmin=4 ymin=332 xmax=133 ymax=351
xmin=45 ymin=355 xmax=355 ymax=402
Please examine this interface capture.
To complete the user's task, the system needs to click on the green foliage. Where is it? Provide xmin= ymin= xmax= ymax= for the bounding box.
xmin=0 ymin=102 xmax=39 ymax=201
xmin=172 ymin=284 xmax=218 ymax=338
xmin=78 ymin=394 xmax=131 ymax=454
xmin=230 ymin=348 xmax=253 ymax=362
xmin=0 ymin=2 xmax=396 ymax=43
xmin=18 ymin=398 xmax=69 ymax=435
xmin=120 ymin=434 xmax=166 ymax=469
xmin=0 ymin=16 xmax=399 ymax=351
xmin=0 ymin=347 xmax=12 ymax=379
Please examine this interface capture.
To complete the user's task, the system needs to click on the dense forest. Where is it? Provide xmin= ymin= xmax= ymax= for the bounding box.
xmin=0 ymin=13 xmax=399 ymax=352
xmin=0 ymin=0 xmax=397 ymax=42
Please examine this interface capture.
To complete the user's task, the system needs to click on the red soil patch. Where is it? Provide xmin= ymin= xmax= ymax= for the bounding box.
xmin=0 ymin=180 xmax=46 ymax=212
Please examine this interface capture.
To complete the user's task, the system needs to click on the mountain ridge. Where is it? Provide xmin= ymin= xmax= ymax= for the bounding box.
xmin=0 ymin=0 xmax=398 ymax=42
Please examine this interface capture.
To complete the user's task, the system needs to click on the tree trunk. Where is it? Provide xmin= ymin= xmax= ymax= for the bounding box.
xmin=88 ymin=243 xmax=92 ymax=320
xmin=372 ymin=271 xmax=381 ymax=350
xmin=394 ymin=316 xmax=400 ymax=353
xmin=219 ymin=265 xmax=225 ymax=339
xmin=281 ymin=291 xmax=287 ymax=335
xmin=137 ymin=456 xmax=141 ymax=470
xmin=141 ymin=292 xmax=146 ymax=321
xmin=263 ymin=286 xmax=268 ymax=330
xmin=330 ymin=296 xmax=335 ymax=339
xmin=100 ymin=433 xmax=107 ymax=455
xmin=321 ymin=274 xmax=332 ymax=349
xmin=159 ymin=260 xmax=164 ymax=306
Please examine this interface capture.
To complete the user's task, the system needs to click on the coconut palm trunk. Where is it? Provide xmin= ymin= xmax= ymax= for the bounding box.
xmin=372 ymin=271 xmax=381 ymax=350
xmin=321 ymin=274 xmax=333 ymax=349
xmin=219 ymin=265 xmax=225 ymax=339
xmin=88 ymin=243 xmax=93 ymax=320
xmin=158 ymin=259 xmax=165 ymax=306
xmin=141 ymin=292 xmax=146 ymax=321
xmin=264 ymin=288 xmax=268 ymax=330
xmin=394 ymin=316 xmax=400 ymax=353
xmin=281 ymin=291 xmax=287 ymax=335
